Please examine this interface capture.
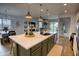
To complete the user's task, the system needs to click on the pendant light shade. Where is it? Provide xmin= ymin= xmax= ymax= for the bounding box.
xmin=38 ymin=16 xmax=43 ymax=21
xmin=44 ymin=19 xmax=48 ymax=24
xmin=25 ymin=4 xmax=32 ymax=19
xmin=25 ymin=11 xmax=32 ymax=19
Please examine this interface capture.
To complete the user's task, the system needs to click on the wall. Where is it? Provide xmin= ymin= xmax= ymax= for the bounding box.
xmin=69 ymin=15 xmax=76 ymax=36
xmin=76 ymin=12 xmax=79 ymax=34
xmin=11 ymin=17 xmax=38 ymax=35
xmin=62 ymin=12 xmax=79 ymax=55
xmin=0 ymin=12 xmax=79 ymax=35
xmin=12 ymin=18 xmax=24 ymax=35
xmin=59 ymin=17 xmax=71 ymax=36
xmin=68 ymin=12 xmax=79 ymax=37
xmin=73 ymin=12 xmax=79 ymax=55
xmin=58 ymin=13 xmax=79 ymax=37
xmin=0 ymin=14 xmax=38 ymax=35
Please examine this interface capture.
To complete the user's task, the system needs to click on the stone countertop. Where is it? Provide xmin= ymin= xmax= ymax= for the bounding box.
xmin=9 ymin=32 xmax=53 ymax=50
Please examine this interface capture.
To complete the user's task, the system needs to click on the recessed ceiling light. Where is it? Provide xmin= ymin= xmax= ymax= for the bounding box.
xmin=64 ymin=3 xmax=67 ymax=6
xmin=64 ymin=10 xmax=67 ymax=13
xmin=41 ymin=9 xmax=43 ymax=12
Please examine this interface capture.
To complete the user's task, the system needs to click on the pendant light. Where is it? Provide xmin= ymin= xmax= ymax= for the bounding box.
xmin=25 ymin=4 xmax=32 ymax=19
xmin=45 ymin=4 xmax=49 ymax=23
xmin=44 ymin=9 xmax=49 ymax=24
xmin=38 ymin=4 xmax=43 ymax=21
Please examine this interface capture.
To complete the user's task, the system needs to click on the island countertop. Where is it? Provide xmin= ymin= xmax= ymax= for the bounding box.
xmin=9 ymin=32 xmax=53 ymax=50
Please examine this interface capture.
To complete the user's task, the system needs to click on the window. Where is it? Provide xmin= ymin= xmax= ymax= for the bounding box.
xmin=50 ymin=22 xmax=58 ymax=33
xmin=0 ymin=18 xmax=11 ymax=30
xmin=39 ymin=21 xmax=43 ymax=28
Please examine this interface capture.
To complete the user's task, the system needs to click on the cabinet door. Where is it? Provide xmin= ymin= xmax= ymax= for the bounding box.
xmin=12 ymin=42 xmax=18 ymax=56
xmin=47 ymin=36 xmax=54 ymax=52
xmin=50 ymin=36 xmax=54 ymax=48
xmin=31 ymin=43 xmax=42 ymax=56
xmin=31 ymin=47 xmax=41 ymax=56
xmin=47 ymin=38 xmax=51 ymax=52
xmin=42 ymin=40 xmax=48 ymax=56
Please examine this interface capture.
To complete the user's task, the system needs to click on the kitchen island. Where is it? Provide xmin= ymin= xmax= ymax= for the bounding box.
xmin=9 ymin=32 xmax=56 ymax=56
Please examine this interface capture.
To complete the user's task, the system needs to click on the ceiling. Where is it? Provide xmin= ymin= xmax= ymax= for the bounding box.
xmin=0 ymin=3 xmax=79 ymax=19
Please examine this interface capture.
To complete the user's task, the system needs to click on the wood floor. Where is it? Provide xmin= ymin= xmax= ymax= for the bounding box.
xmin=0 ymin=39 xmax=12 ymax=56
xmin=55 ymin=36 xmax=74 ymax=56
xmin=59 ymin=37 xmax=74 ymax=56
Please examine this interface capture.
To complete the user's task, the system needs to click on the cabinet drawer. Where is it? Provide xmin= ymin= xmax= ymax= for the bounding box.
xmin=47 ymin=38 xmax=54 ymax=52
xmin=42 ymin=40 xmax=48 ymax=56
xmin=31 ymin=43 xmax=41 ymax=53
xmin=31 ymin=47 xmax=41 ymax=56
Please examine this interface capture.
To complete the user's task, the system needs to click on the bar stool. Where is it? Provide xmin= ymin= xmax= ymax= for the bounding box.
xmin=8 ymin=31 xmax=16 ymax=54
xmin=1 ymin=33 xmax=9 ymax=45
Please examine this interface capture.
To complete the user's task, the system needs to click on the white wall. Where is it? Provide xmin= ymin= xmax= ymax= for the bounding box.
xmin=11 ymin=17 xmax=38 ymax=35
xmin=69 ymin=15 xmax=76 ymax=36
xmin=69 ymin=12 xmax=79 ymax=36
xmin=15 ymin=13 xmax=79 ymax=35
xmin=69 ymin=12 xmax=79 ymax=55
xmin=1 ymin=12 xmax=79 ymax=35
xmin=0 ymin=14 xmax=39 ymax=35
xmin=13 ymin=18 xmax=24 ymax=35
xmin=0 ymin=14 xmax=26 ymax=35
xmin=58 ymin=13 xmax=79 ymax=37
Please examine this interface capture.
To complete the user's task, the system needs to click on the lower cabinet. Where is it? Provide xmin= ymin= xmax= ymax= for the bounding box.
xmin=31 ymin=47 xmax=41 ymax=56
xmin=13 ymin=43 xmax=18 ymax=56
xmin=50 ymin=36 xmax=54 ymax=48
xmin=47 ymin=39 xmax=51 ymax=52
xmin=42 ymin=40 xmax=48 ymax=56
xmin=12 ymin=35 xmax=55 ymax=56
xmin=31 ymin=43 xmax=42 ymax=56
xmin=47 ymin=36 xmax=54 ymax=52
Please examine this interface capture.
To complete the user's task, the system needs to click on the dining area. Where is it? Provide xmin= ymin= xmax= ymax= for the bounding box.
xmin=0 ymin=27 xmax=16 ymax=56
xmin=0 ymin=27 xmax=16 ymax=44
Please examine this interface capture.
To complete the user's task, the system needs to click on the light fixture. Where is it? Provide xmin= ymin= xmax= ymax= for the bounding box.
xmin=46 ymin=9 xmax=49 ymax=17
xmin=64 ymin=3 xmax=68 ymax=14
xmin=38 ymin=4 xmax=43 ymax=21
xmin=44 ymin=9 xmax=49 ymax=24
xmin=44 ymin=19 xmax=48 ymax=24
xmin=64 ymin=3 xmax=67 ymax=6
xmin=25 ymin=4 xmax=32 ymax=19
xmin=41 ymin=9 xmax=43 ymax=12
xmin=38 ymin=16 xmax=43 ymax=21
xmin=25 ymin=12 xmax=32 ymax=19
xmin=64 ymin=10 xmax=67 ymax=13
